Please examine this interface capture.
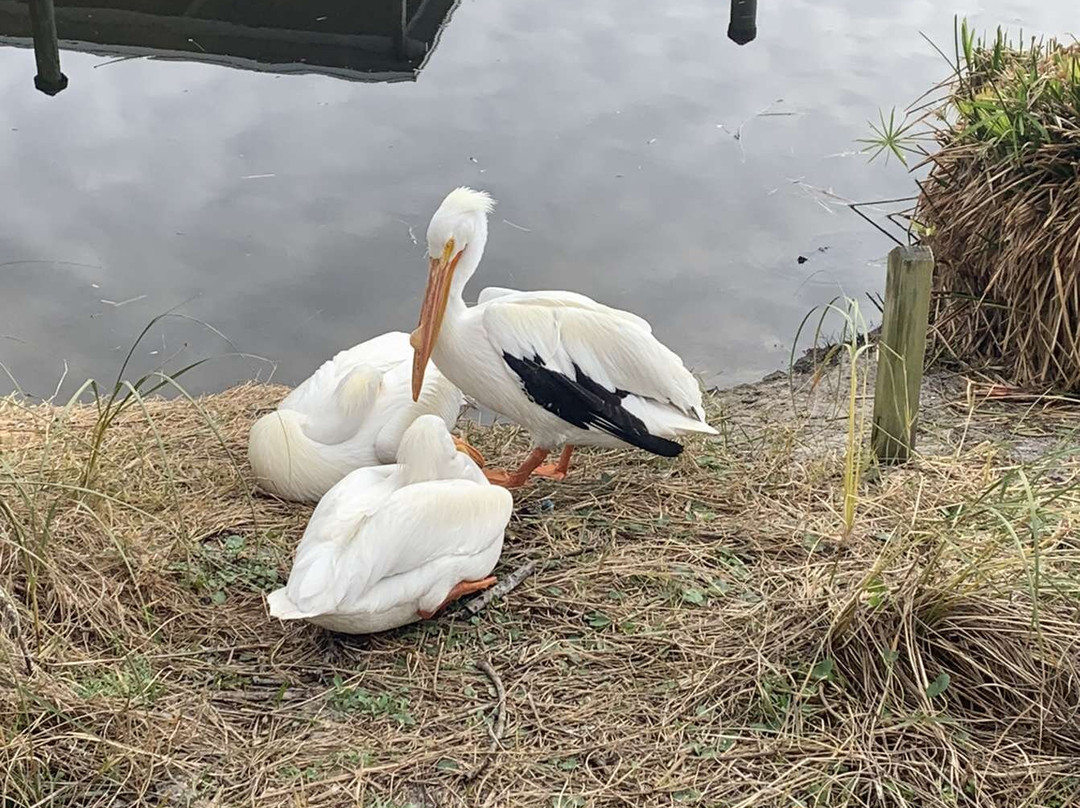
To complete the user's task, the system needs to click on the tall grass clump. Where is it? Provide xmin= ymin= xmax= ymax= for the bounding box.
xmin=894 ymin=23 xmax=1080 ymax=388
xmin=872 ymin=20 xmax=1080 ymax=390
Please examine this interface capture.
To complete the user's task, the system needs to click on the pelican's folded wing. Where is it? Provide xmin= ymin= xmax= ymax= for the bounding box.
xmin=279 ymin=333 xmax=415 ymax=445
xmin=482 ymin=298 xmax=715 ymax=452
xmin=274 ymin=475 xmax=511 ymax=619
xmin=335 ymin=480 xmax=513 ymax=614
xmin=272 ymin=467 xmax=393 ymax=617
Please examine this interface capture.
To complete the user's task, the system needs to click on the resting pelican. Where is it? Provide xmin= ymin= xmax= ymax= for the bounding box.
xmin=267 ymin=415 xmax=512 ymax=634
xmin=248 ymin=331 xmax=479 ymax=502
xmin=410 ymin=187 xmax=718 ymax=487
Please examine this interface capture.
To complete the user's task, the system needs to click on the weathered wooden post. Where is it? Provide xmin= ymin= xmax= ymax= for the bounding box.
xmin=27 ymin=0 xmax=68 ymax=96
xmin=727 ymin=0 xmax=757 ymax=45
xmin=871 ymin=244 xmax=935 ymax=464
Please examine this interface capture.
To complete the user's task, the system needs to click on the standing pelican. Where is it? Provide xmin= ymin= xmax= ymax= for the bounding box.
xmin=410 ymin=187 xmax=717 ymax=487
xmin=249 ymin=332 xmax=479 ymax=502
xmin=267 ymin=415 xmax=512 ymax=634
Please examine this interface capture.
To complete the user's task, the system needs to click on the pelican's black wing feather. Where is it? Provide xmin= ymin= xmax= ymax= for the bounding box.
xmin=502 ymin=352 xmax=682 ymax=457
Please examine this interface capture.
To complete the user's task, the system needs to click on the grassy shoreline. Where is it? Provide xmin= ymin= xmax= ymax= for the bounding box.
xmin=2 ymin=364 xmax=1079 ymax=807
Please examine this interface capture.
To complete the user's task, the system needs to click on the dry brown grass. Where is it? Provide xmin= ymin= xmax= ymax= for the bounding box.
xmin=1 ymin=366 xmax=1079 ymax=807
xmin=920 ymin=148 xmax=1080 ymax=388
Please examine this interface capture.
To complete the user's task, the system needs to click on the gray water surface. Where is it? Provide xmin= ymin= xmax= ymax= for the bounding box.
xmin=0 ymin=0 xmax=1073 ymax=398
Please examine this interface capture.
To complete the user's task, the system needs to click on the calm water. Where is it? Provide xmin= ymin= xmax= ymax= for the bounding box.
xmin=0 ymin=0 xmax=1072 ymax=398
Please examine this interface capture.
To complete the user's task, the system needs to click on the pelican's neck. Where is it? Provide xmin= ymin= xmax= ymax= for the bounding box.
xmin=395 ymin=422 xmax=456 ymax=484
xmin=447 ymin=220 xmax=487 ymax=317
xmin=397 ymin=456 xmax=439 ymax=486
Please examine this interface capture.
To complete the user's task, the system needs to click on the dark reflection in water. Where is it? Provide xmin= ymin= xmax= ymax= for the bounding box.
xmin=2 ymin=0 xmax=461 ymax=89
xmin=728 ymin=0 xmax=758 ymax=46
xmin=0 ymin=0 xmax=1071 ymax=398
xmin=21 ymin=0 xmax=67 ymax=95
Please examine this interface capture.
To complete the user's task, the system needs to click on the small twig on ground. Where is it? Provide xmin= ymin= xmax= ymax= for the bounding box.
xmin=466 ymin=658 xmax=507 ymax=783
xmin=0 ymin=582 xmax=31 ymax=674
xmin=465 ymin=560 xmax=537 ymax=615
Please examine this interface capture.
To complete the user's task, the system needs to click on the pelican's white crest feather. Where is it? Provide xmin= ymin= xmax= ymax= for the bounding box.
xmin=440 ymin=187 xmax=495 ymax=216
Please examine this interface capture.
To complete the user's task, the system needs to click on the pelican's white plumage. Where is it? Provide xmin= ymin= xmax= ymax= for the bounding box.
xmin=267 ymin=415 xmax=512 ymax=634
xmin=410 ymin=188 xmax=717 ymax=486
xmin=476 ymin=286 xmax=653 ymax=333
xmin=248 ymin=332 xmax=462 ymax=502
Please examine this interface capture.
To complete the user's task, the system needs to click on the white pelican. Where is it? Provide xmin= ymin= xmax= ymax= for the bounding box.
xmin=266 ymin=414 xmax=512 ymax=634
xmin=248 ymin=331 xmax=481 ymax=502
xmin=410 ymin=187 xmax=718 ymax=488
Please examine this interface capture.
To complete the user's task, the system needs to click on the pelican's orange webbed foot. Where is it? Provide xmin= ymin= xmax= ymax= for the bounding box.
xmin=483 ymin=447 xmax=552 ymax=488
xmin=417 ymin=576 xmax=497 ymax=619
xmin=483 ymin=468 xmax=537 ymax=488
xmin=532 ymin=465 xmax=567 ymax=480
xmin=532 ymin=445 xmax=574 ymax=480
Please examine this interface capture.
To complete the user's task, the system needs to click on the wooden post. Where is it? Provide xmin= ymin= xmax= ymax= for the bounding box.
xmin=871 ymin=244 xmax=935 ymax=464
xmin=27 ymin=0 xmax=68 ymax=96
xmin=727 ymin=0 xmax=757 ymax=45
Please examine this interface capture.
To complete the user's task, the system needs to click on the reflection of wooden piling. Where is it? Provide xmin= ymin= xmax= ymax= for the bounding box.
xmin=27 ymin=0 xmax=68 ymax=95
xmin=871 ymin=245 xmax=935 ymax=464
xmin=392 ymin=0 xmax=407 ymax=58
xmin=727 ymin=0 xmax=757 ymax=45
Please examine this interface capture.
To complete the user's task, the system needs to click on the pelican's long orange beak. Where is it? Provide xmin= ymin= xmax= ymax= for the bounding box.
xmin=452 ymin=436 xmax=486 ymax=467
xmin=411 ymin=239 xmax=462 ymax=401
